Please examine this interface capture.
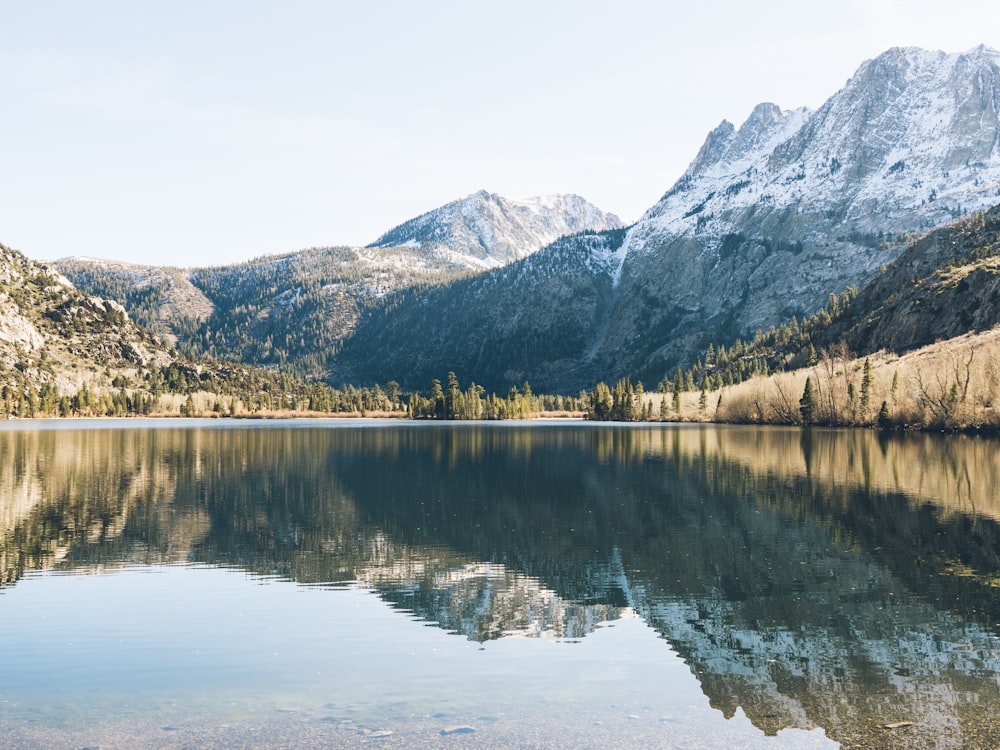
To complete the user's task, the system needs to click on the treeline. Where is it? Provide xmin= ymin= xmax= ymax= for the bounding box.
xmin=657 ymin=287 xmax=859 ymax=393
xmin=1 ymin=362 xmax=587 ymax=420
xmin=0 ymin=360 xmax=408 ymax=419
xmin=1 ymin=381 xmax=158 ymax=419
xmin=407 ymin=372 xmax=585 ymax=420
xmin=588 ymin=379 xmax=653 ymax=421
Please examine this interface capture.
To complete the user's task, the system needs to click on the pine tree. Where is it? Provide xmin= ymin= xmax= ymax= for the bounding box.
xmin=430 ymin=379 xmax=445 ymax=419
xmin=860 ymin=357 xmax=873 ymax=419
xmin=799 ymin=377 xmax=814 ymax=425
xmin=877 ymin=400 xmax=892 ymax=429
xmin=590 ymin=382 xmax=613 ymax=420
xmin=672 ymin=367 xmax=683 ymax=394
xmin=445 ymin=372 xmax=461 ymax=419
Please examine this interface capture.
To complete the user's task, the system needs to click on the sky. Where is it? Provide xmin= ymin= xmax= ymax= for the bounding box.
xmin=1 ymin=1 xmax=998 ymax=267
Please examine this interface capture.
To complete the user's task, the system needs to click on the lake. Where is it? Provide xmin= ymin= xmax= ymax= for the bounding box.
xmin=1 ymin=420 xmax=999 ymax=749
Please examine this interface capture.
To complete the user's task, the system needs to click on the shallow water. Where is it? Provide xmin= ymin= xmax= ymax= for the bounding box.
xmin=1 ymin=420 xmax=999 ymax=748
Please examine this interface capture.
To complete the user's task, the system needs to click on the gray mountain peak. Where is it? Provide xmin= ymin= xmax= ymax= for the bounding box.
xmin=368 ymin=190 xmax=623 ymax=267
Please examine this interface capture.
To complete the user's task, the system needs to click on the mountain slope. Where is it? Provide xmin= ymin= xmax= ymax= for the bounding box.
xmin=599 ymin=45 xmax=1000 ymax=378
xmin=368 ymin=190 xmax=624 ymax=267
xmin=52 ymin=258 xmax=215 ymax=345
xmin=0 ymin=242 xmax=176 ymax=403
xmin=336 ymin=45 xmax=1000 ymax=390
xmin=820 ymin=205 xmax=1000 ymax=354
xmin=59 ymin=191 xmax=621 ymax=380
xmin=335 ymin=229 xmax=629 ymax=391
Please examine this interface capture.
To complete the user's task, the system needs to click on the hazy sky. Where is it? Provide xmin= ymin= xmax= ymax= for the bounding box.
xmin=2 ymin=1 xmax=997 ymax=267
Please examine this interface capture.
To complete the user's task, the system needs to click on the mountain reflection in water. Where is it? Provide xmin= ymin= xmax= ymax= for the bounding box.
xmin=2 ymin=421 xmax=1000 ymax=747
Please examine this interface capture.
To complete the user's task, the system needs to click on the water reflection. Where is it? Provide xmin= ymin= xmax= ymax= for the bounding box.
xmin=2 ymin=422 xmax=1000 ymax=747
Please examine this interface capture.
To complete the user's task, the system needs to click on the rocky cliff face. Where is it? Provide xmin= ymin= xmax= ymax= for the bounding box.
xmin=0 ymin=243 xmax=175 ymax=397
xmin=337 ymin=46 xmax=1000 ymax=390
xmin=368 ymin=190 xmax=624 ymax=267
xmin=820 ymin=205 xmax=1000 ymax=354
xmin=597 ymin=45 xmax=1000 ymax=381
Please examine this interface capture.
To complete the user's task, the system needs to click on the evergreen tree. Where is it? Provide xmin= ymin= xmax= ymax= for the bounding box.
xmin=590 ymin=382 xmax=613 ymax=420
xmin=799 ymin=377 xmax=815 ymax=425
xmin=445 ymin=372 xmax=461 ymax=419
xmin=860 ymin=357 xmax=873 ymax=418
xmin=429 ymin=379 xmax=445 ymax=419
xmin=877 ymin=400 xmax=892 ymax=429
xmin=672 ymin=367 xmax=683 ymax=394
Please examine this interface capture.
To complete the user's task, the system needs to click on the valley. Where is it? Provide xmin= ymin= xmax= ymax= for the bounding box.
xmin=4 ymin=45 xmax=1000 ymax=429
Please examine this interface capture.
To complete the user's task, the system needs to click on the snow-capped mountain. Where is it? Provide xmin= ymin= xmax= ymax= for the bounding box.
xmin=368 ymin=190 xmax=624 ymax=267
xmin=58 ymin=190 xmax=622 ymax=378
xmin=53 ymin=46 xmax=1000 ymax=391
xmin=603 ymin=45 xmax=1000 ymax=375
xmin=635 ymin=45 xmax=1000 ymax=247
xmin=338 ymin=45 xmax=1000 ymax=390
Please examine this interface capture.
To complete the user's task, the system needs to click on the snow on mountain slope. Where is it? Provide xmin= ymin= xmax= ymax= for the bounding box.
xmin=592 ymin=45 xmax=1000 ymax=382
xmin=632 ymin=45 xmax=1000 ymax=253
xmin=339 ymin=46 xmax=1000 ymax=392
xmin=369 ymin=190 xmax=624 ymax=267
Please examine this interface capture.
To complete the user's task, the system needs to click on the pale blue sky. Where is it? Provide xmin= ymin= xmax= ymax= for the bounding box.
xmin=1 ymin=1 xmax=997 ymax=267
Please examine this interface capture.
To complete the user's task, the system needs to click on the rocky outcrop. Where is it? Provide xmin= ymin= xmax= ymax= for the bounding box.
xmin=0 ymin=242 xmax=175 ymax=397
xmin=821 ymin=206 xmax=1000 ymax=353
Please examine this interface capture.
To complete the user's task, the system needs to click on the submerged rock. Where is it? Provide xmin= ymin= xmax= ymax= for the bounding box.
xmin=440 ymin=725 xmax=476 ymax=735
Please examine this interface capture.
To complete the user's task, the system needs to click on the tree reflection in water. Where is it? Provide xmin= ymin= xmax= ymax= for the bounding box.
xmin=2 ymin=422 xmax=999 ymax=747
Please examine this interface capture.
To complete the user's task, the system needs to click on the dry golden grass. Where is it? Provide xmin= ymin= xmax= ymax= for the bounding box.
xmin=664 ymin=425 xmax=1000 ymax=522
xmin=711 ymin=327 xmax=1000 ymax=430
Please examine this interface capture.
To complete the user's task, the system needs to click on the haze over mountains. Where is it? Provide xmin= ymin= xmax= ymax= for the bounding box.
xmin=42 ymin=45 xmax=1000 ymax=393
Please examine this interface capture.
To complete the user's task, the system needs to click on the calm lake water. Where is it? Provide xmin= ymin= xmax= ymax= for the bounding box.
xmin=1 ymin=420 xmax=999 ymax=749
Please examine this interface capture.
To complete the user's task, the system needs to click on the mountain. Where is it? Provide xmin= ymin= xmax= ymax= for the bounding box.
xmin=51 ymin=258 xmax=216 ymax=346
xmin=334 ymin=45 xmax=1000 ymax=391
xmin=3 ymin=242 xmax=395 ymax=418
xmin=820 ymin=205 xmax=1000 ymax=354
xmin=0 ymin=242 xmax=176 ymax=407
xmin=53 ymin=47 xmax=1000 ymax=393
xmin=368 ymin=190 xmax=624 ymax=267
xmin=58 ymin=191 xmax=620 ymax=380
xmin=334 ymin=228 xmax=629 ymax=391
xmin=58 ymin=246 xmax=475 ymax=377
xmin=672 ymin=202 xmax=1000 ymax=397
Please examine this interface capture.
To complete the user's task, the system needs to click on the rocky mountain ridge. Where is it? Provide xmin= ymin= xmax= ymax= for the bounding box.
xmin=595 ymin=45 xmax=1000 ymax=377
xmin=57 ymin=191 xmax=621 ymax=379
xmin=51 ymin=45 xmax=1000 ymax=393
xmin=368 ymin=190 xmax=624 ymax=267
xmin=334 ymin=45 xmax=1000 ymax=390
xmin=822 ymin=205 xmax=1000 ymax=354
xmin=0 ymin=242 xmax=175 ymax=401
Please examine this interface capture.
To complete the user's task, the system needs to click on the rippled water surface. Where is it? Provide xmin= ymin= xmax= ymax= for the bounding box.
xmin=2 ymin=419 xmax=999 ymax=748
